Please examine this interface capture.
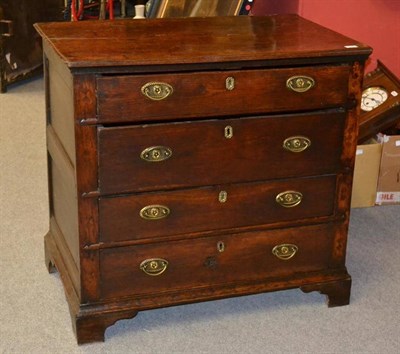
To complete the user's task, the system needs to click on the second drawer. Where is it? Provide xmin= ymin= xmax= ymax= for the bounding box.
xmin=99 ymin=175 xmax=337 ymax=243
xmin=98 ymin=111 xmax=345 ymax=194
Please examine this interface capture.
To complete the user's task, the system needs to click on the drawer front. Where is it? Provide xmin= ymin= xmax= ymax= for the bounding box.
xmin=96 ymin=66 xmax=349 ymax=123
xmin=98 ymin=111 xmax=345 ymax=194
xmin=99 ymin=175 xmax=337 ymax=243
xmin=100 ymin=223 xmax=337 ymax=299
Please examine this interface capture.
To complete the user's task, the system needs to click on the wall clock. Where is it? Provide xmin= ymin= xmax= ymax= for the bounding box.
xmin=358 ymin=60 xmax=400 ymax=143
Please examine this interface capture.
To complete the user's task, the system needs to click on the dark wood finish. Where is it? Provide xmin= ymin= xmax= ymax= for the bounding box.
xmin=34 ymin=15 xmax=370 ymax=68
xmin=100 ymin=223 xmax=338 ymax=299
xmin=99 ymin=176 xmax=337 ymax=243
xmin=35 ymin=15 xmax=371 ymax=344
xmin=99 ymin=111 xmax=345 ymax=194
xmin=97 ymin=66 xmax=349 ymax=123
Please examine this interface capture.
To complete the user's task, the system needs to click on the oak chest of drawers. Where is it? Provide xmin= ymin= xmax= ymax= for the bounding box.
xmin=35 ymin=15 xmax=371 ymax=344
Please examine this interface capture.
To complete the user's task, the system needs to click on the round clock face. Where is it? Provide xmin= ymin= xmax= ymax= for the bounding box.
xmin=361 ymin=86 xmax=388 ymax=111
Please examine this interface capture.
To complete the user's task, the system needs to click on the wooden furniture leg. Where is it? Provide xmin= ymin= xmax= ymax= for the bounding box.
xmin=301 ymin=277 xmax=352 ymax=307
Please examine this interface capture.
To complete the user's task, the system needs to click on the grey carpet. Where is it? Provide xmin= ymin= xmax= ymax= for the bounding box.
xmin=1 ymin=77 xmax=399 ymax=353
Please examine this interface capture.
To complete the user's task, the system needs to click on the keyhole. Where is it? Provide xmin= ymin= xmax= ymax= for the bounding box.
xmin=224 ymin=125 xmax=233 ymax=139
xmin=218 ymin=190 xmax=228 ymax=203
xmin=217 ymin=241 xmax=225 ymax=253
xmin=226 ymin=77 xmax=235 ymax=91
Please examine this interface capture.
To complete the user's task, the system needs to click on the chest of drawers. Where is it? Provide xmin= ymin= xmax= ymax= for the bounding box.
xmin=35 ymin=15 xmax=371 ymax=344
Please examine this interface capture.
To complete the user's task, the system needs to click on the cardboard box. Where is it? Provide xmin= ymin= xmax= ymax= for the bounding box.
xmin=351 ymin=139 xmax=382 ymax=208
xmin=376 ymin=135 xmax=400 ymax=205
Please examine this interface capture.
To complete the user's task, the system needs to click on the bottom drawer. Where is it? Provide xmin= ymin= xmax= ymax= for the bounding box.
xmin=100 ymin=223 xmax=339 ymax=300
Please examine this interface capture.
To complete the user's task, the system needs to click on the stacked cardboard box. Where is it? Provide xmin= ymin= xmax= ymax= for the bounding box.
xmin=351 ymin=135 xmax=400 ymax=208
xmin=375 ymin=135 xmax=400 ymax=205
xmin=351 ymin=139 xmax=382 ymax=208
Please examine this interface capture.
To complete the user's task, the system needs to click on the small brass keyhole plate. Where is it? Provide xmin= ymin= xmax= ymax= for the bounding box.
xmin=226 ymin=77 xmax=235 ymax=91
xmin=217 ymin=241 xmax=225 ymax=253
xmin=218 ymin=191 xmax=228 ymax=203
xmin=224 ymin=126 xmax=233 ymax=139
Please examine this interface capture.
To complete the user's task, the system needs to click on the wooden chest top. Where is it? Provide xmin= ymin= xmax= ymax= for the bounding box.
xmin=34 ymin=15 xmax=371 ymax=69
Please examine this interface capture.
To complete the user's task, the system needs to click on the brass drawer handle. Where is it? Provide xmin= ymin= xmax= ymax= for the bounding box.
xmin=286 ymin=76 xmax=315 ymax=93
xmin=140 ymin=258 xmax=168 ymax=276
xmin=276 ymin=191 xmax=303 ymax=208
xmin=140 ymin=205 xmax=170 ymax=220
xmin=141 ymin=146 xmax=172 ymax=162
xmin=283 ymin=136 xmax=311 ymax=153
xmin=141 ymin=82 xmax=173 ymax=100
xmin=272 ymin=244 xmax=298 ymax=260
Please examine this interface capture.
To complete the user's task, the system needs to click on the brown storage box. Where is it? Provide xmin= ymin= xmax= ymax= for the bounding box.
xmin=351 ymin=139 xmax=382 ymax=208
xmin=376 ymin=135 xmax=400 ymax=205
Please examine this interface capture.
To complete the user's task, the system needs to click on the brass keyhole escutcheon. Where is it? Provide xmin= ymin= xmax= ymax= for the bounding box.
xmin=218 ymin=190 xmax=228 ymax=203
xmin=224 ymin=126 xmax=233 ymax=139
xmin=226 ymin=76 xmax=235 ymax=91
xmin=217 ymin=241 xmax=225 ymax=253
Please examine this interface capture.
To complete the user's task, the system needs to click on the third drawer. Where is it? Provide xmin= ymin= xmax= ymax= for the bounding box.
xmin=99 ymin=175 xmax=337 ymax=243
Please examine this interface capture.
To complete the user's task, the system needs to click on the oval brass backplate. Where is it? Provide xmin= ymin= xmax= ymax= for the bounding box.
xmin=140 ymin=146 xmax=172 ymax=162
xmin=272 ymin=244 xmax=298 ymax=260
xmin=275 ymin=191 xmax=303 ymax=208
xmin=283 ymin=136 xmax=311 ymax=153
xmin=140 ymin=258 xmax=168 ymax=276
xmin=286 ymin=76 xmax=315 ymax=93
xmin=140 ymin=205 xmax=170 ymax=220
xmin=141 ymin=82 xmax=173 ymax=100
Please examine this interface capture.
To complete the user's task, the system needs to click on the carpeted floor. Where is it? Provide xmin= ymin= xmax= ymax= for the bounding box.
xmin=0 ymin=77 xmax=399 ymax=353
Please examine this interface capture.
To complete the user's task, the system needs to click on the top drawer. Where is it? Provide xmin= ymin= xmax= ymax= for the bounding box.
xmin=96 ymin=66 xmax=350 ymax=123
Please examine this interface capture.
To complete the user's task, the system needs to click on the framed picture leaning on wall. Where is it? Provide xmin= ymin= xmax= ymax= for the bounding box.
xmin=146 ymin=0 xmax=253 ymax=18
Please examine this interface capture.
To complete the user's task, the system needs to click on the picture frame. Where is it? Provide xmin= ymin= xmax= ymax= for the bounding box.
xmin=146 ymin=0 xmax=253 ymax=18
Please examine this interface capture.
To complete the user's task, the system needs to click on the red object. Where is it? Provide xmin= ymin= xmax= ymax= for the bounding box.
xmin=70 ymin=0 xmax=114 ymax=21
xmin=252 ymin=0 xmax=400 ymax=77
